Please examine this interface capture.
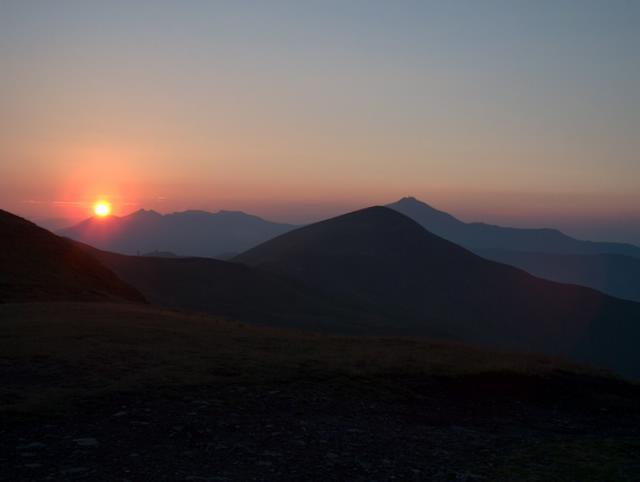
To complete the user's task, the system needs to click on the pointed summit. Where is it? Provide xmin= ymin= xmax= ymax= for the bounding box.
xmin=388 ymin=196 xmax=462 ymax=232
xmin=128 ymin=208 xmax=162 ymax=218
xmin=388 ymin=196 xmax=640 ymax=258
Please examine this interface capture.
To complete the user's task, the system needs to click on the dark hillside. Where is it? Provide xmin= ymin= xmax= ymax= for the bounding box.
xmin=235 ymin=207 xmax=640 ymax=377
xmin=83 ymin=246 xmax=389 ymax=334
xmin=0 ymin=210 xmax=144 ymax=303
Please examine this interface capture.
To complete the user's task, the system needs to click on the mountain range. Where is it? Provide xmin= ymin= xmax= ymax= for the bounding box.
xmin=388 ymin=197 xmax=640 ymax=258
xmin=58 ymin=196 xmax=640 ymax=302
xmin=59 ymin=209 xmax=295 ymax=258
xmin=387 ymin=197 xmax=640 ymax=302
xmin=4 ymin=205 xmax=640 ymax=377
xmin=234 ymin=207 xmax=640 ymax=377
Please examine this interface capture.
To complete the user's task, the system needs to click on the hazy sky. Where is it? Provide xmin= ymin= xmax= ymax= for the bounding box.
xmin=1 ymin=1 xmax=639 ymax=243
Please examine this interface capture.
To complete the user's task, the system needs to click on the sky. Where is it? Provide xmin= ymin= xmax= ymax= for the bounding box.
xmin=1 ymin=1 xmax=639 ymax=243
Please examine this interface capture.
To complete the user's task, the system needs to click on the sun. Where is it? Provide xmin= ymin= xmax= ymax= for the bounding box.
xmin=94 ymin=201 xmax=112 ymax=217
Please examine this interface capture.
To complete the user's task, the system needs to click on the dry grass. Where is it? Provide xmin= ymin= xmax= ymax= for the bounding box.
xmin=0 ymin=302 xmax=609 ymax=412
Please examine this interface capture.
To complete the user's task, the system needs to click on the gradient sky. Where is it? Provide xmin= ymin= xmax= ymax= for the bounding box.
xmin=1 ymin=1 xmax=639 ymax=243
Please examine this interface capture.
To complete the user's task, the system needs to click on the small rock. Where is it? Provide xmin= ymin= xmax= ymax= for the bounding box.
xmin=262 ymin=450 xmax=282 ymax=457
xmin=62 ymin=467 xmax=88 ymax=474
xmin=73 ymin=438 xmax=99 ymax=447
xmin=17 ymin=442 xmax=46 ymax=449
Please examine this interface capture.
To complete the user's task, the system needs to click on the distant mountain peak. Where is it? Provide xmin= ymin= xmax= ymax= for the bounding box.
xmin=388 ymin=196 xmax=640 ymax=258
xmin=58 ymin=206 xmax=297 ymax=258
xmin=393 ymin=196 xmax=442 ymax=210
xmin=388 ymin=197 xmax=461 ymax=224
xmin=129 ymin=208 xmax=162 ymax=218
xmin=397 ymin=196 xmax=423 ymax=204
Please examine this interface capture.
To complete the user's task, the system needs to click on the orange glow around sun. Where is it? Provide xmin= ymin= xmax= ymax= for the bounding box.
xmin=94 ymin=201 xmax=112 ymax=217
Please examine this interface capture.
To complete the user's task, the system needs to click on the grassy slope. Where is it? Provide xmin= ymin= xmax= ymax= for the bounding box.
xmin=0 ymin=302 xmax=614 ymax=412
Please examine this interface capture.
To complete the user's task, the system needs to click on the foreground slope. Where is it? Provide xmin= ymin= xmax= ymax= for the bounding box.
xmin=1 ymin=302 xmax=638 ymax=481
xmin=389 ymin=196 xmax=640 ymax=258
xmin=0 ymin=210 xmax=144 ymax=303
xmin=0 ymin=302 xmax=604 ymax=411
xmin=60 ymin=208 xmax=296 ymax=258
xmin=235 ymin=206 xmax=640 ymax=377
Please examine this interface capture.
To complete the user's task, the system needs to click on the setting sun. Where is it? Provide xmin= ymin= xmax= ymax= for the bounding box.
xmin=94 ymin=201 xmax=112 ymax=217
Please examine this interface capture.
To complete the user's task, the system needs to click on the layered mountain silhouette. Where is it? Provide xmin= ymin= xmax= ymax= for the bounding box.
xmin=388 ymin=196 xmax=640 ymax=301
xmin=0 ymin=210 xmax=144 ymax=303
xmin=235 ymin=207 xmax=640 ymax=377
xmin=60 ymin=209 xmax=295 ymax=258
xmin=3 ymin=206 xmax=639 ymax=377
xmin=57 ymin=198 xmax=639 ymax=304
xmin=389 ymin=196 xmax=640 ymax=258
xmin=475 ymin=249 xmax=640 ymax=303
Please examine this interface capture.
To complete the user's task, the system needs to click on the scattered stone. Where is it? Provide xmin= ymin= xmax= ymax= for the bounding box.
xmin=262 ymin=450 xmax=282 ymax=457
xmin=61 ymin=467 xmax=88 ymax=474
xmin=17 ymin=442 xmax=46 ymax=449
xmin=73 ymin=438 xmax=99 ymax=447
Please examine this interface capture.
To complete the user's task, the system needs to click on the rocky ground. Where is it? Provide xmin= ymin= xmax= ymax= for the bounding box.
xmin=2 ymin=303 xmax=639 ymax=481
xmin=2 ymin=374 xmax=639 ymax=482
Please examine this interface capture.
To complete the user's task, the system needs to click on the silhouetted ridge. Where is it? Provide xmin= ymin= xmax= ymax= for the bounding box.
xmin=0 ymin=210 xmax=144 ymax=303
xmin=130 ymin=208 xmax=162 ymax=218
xmin=393 ymin=196 xmax=461 ymax=225
xmin=236 ymin=206 xmax=475 ymax=270
xmin=388 ymin=196 xmax=640 ymax=258
xmin=60 ymin=208 xmax=296 ymax=258
xmin=476 ymin=249 xmax=640 ymax=303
